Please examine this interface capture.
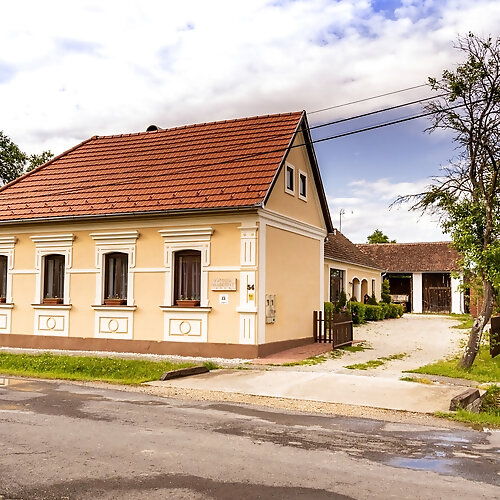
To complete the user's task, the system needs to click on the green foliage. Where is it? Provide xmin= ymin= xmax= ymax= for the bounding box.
xmin=386 ymin=303 xmax=404 ymax=318
xmin=364 ymin=304 xmax=382 ymax=321
xmin=0 ymin=352 xmax=199 ymax=385
xmin=379 ymin=302 xmax=389 ymax=319
xmin=345 ymin=352 xmax=407 ymax=370
xmin=367 ymin=229 xmax=396 ymax=244
xmin=324 ymin=301 xmax=334 ymax=314
xmin=349 ymin=301 xmax=366 ymax=324
xmin=367 ymin=293 xmax=378 ymax=305
xmin=381 ymin=279 xmax=391 ymax=304
xmin=0 ymin=131 xmax=53 ymax=185
xmin=409 ymin=345 xmax=500 ymax=383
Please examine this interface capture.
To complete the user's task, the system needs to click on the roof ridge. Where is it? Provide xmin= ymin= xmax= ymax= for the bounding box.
xmin=357 ymin=241 xmax=453 ymax=246
xmin=93 ymin=111 xmax=304 ymax=140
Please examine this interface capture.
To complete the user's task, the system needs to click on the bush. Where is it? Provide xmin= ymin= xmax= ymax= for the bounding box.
xmin=350 ymin=301 xmax=366 ymax=324
xmin=379 ymin=302 xmax=389 ymax=319
xmin=324 ymin=301 xmax=334 ymax=314
xmin=367 ymin=293 xmax=378 ymax=305
xmin=364 ymin=304 xmax=382 ymax=321
xmin=386 ymin=303 xmax=404 ymax=318
xmin=381 ymin=279 xmax=391 ymax=304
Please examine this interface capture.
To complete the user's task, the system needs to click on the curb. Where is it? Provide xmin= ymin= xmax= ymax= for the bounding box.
xmin=160 ymin=366 xmax=209 ymax=381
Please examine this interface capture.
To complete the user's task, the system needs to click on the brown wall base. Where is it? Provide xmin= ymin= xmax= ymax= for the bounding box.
xmin=0 ymin=334 xmax=313 ymax=359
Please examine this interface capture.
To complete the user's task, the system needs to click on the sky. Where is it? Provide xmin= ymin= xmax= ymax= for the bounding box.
xmin=1 ymin=0 xmax=499 ymax=243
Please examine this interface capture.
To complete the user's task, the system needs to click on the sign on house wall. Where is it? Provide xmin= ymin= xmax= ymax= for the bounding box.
xmin=211 ymin=279 xmax=237 ymax=291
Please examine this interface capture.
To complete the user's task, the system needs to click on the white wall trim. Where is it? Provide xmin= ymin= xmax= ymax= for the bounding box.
xmin=257 ymin=220 xmax=266 ymax=344
xmin=284 ymin=162 xmax=295 ymax=196
xmin=298 ymin=169 xmax=308 ymax=202
xmin=90 ymin=231 xmax=139 ymax=245
xmin=31 ymin=234 xmax=75 ymax=305
xmin=258 ymin=209 xmax=326 ymax=240
xmin=451 ymin=274 xmax=464 ymax=314
xmin=159 ymin=227 xmax=213 ymax=307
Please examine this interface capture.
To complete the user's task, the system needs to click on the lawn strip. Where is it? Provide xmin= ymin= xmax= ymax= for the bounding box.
xmin=0 ymin=352 xmax=200 ymax=385
xmin=407 ymin=346 xmax=500 ymax=383
xmin=345 ymin=352 xmax=407 ymax=370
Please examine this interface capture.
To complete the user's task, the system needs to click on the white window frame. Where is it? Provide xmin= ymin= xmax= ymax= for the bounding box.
xmin=298 ymin=170 xmax=307 ymax=201
xmin=159 ymin=227 xmax=213 ymax=307
xmin=0 ymin=237 xmax=16 ymax=304
xmin=284 ymin=163 xmax=295 ymax=196
xmin=90 ymin=231 xmax=138 ymax=306
xmin=31 ymin=234 xmax=74 ymax=305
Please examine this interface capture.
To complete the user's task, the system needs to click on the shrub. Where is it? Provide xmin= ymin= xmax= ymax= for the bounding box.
xmin=381 ymin=279 xmax=391 ymax=304
xmin=364 ymin=304 xmax=382 ymax=321
xmin=350 ymin=301 xmax=366 ymax=324
xmin=324 ymin=301 xmax=334 ymax=314
xmin=367 ymin=293 xmax=378 ymax=305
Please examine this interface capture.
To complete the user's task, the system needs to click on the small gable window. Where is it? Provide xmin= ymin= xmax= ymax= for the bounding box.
xmin=285 ymin=164 xmax=295 ymax=195
xmin=104 ymin=252 xmax=128 ymax=304
xmin=43 ymin=254 xmax=65 ymax=304
xmin=299 ymin=171 xmax=307 ymax=200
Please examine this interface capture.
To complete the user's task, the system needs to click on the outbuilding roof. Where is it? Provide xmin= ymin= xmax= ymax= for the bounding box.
xmin=356 ymin=242 xmax=460 ymax=273
xmin=324 ymin=230 xmax=384 ymax=270
xmin=0 ymin=111 xmax=331 ymax=228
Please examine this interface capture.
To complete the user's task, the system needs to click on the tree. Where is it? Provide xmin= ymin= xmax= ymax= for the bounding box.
xmin=398 ymin=33 xmax=500 ymax=368
xmin=381 ymin=279 xmax=391 ymax=304
xmin=0 ymin=131 xmax=53 ymax=185
xmin=367 ymin=229 xmax=396 ymax=244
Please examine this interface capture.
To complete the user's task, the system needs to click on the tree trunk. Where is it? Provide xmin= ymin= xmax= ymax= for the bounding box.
xmin=459 ymin=279 xmax=495 ymax=368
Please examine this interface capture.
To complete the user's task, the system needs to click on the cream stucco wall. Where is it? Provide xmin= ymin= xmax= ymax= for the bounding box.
xmin=324 ymin=259 xmax=382 ymax=303
xmin=1 ymin=214 xmax=256 ymax=345
xmin=265 ymin=225 xmax=322 ymax=343
xmin=265 ymin=132 xmax=326 ymax=230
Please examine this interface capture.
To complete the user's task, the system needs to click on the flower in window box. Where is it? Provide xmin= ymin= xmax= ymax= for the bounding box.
xmin=175 ymin=297 xmax=200 ymax=307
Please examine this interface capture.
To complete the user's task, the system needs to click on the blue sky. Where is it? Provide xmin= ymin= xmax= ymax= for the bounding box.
xmin=1 ymin=0 xmax=499 ymax=242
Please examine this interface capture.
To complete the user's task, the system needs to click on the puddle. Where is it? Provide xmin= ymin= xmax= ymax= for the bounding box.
xmin=433 ymin=435 xmax=470 ymax=443
xmin=388 ymin=456 xmax=455 ymax=473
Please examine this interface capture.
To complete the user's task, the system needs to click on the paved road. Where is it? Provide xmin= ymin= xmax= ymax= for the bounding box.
xmin=0 ymin=378 xmax=499 ymax=499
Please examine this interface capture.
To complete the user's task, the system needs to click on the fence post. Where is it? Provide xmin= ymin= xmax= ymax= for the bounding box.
xmin=313 ymin=310 xmax=318 ymax=342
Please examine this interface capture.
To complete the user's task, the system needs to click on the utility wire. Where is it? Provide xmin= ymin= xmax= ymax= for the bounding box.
xmin=308 ymin=83 xmax=432 ymax=114
xmin=0 ymin=98 xmax=470 ymax=203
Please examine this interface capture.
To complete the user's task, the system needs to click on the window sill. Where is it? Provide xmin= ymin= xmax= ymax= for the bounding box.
xmin=92 ymin=305 xmax=137 ymax=311
xmin=31 ymin=304 xmax=72 ymax=310
xmin=0 ymin=303 xmax=14 ymax=309
xmin=160 ymin=306 xmax=212 ymax=312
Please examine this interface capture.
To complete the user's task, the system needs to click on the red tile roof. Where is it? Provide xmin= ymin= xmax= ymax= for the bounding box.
xmin=325 ymin=231 xmax=384 ymax=270
xmin=0 ymin=112 xmax=306 ymax=222
xmin=356 ymin=242 xmax=460 ymax=273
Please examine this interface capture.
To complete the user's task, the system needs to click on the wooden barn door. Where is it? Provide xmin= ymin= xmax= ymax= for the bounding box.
xmin=423 ymin=273 xmax=451 ymax=313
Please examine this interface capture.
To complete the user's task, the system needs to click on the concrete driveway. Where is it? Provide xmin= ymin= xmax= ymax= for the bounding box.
xmin=301 ymin=313 xmax=466 ymax=377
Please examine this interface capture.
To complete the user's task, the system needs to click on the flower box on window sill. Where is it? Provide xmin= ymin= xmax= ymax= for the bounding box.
xmin=175 ymin=299 xmax=200 ymax=307
xmin=43 ymin=297 xmax=63 ymax=305
xmin=104 ymin=298 xmax=127 ymax=306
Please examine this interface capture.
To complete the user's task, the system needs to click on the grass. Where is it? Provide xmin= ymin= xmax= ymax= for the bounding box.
xmin=400 ymin=375 xmax=434 ymax=385
xmin=448 ymin=313 xmax=474 ymax=330
xmin=282 ymin=354 xmax=328 ymax=366
xmin=0 ymin=352 xmax=210 ymax=385
xmin=345 ymin=352 xmax=407 ymax=370
xmin=408 ymin=345 xmax=500 ymax=383
xmin=436 ymin=385 xmax=500 ymax=428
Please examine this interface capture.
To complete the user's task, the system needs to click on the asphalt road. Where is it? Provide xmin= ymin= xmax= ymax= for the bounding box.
xmin=0 ymin=378 xmax=499 ymax=499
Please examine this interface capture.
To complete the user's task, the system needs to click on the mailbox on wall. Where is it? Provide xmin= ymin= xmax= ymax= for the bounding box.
xmin=265 ymin=294 xmax=276 ymax=324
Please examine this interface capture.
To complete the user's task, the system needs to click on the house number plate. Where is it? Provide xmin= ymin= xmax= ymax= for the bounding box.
xmin=211 ymin=278 xmax=237 ymax=291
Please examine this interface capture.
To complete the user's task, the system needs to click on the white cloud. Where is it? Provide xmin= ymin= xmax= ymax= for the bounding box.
xmin=328 ymin=177 xmax=447 ymax=243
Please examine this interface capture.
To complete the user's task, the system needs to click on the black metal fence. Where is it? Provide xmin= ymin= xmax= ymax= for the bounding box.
xmin=313 ymin=311 xmax=353 ymax=348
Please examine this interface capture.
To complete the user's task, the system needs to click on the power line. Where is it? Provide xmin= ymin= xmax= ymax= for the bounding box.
xmin=308 ymin=83 xmax=432 ymax=114
xmin=0 ymin=98 xmax=469 ymax=203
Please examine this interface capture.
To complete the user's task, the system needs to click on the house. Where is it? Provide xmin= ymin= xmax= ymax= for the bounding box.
xmin=0 ymin=111 xmax=333 ymax=358
xmin=324 ymin=230 xmax=384 ymax=303
xmin=357 ymin=242 xmax=463 ymax=314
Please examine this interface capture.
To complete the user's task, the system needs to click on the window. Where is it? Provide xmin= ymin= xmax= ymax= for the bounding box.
xmin=372 ymin=279 xmax=376 ymax=296
xmin=329 ymin=268 xmax=345 ymax=303
xmin=285 ymin=164 xmax=295 ymax=194
xmin=0 ymin=255 xmax=7 ymax=302
xmin=104 ymin=252 xmax=128 ymax=302
xmin=298 ymin=171 xmax=307 ymax=200
xmin=174 ymin=250 xmax=201 ymax=303
xmin=43 ymin=254 xmax=65 ymax=303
